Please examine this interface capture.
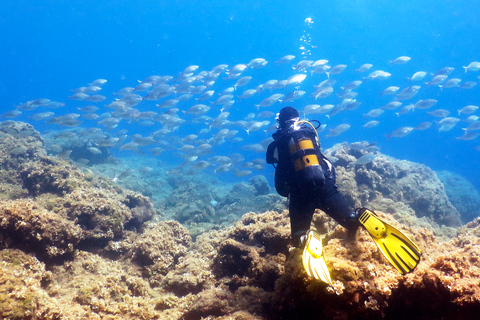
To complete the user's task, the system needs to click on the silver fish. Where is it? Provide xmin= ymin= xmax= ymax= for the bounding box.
xmin=354 ymin=153 xmax=376 ymax=165
xmin=414 ymin=99 xmax=437 ymax=110
xmin=355 ymin=64 xmax=373 ymax=73
xmin=395 ymin=86 xmax=421 ymax=101
xmin=458 ymin=105 xmax=479 ymax=115
xmin=326 ymin=124 xmax=351 ymax=138
xmin=456 ymin=131 xmax=479 ymax=141
xmin=363 ymin=120 xmax=380 ymax=128
xmin=386 ymin=127 xmax=414 ymax=139
xmin=415 ymin=122 xmax=433 ymax=130
xmin=463 ymin=61 xmax=480 ymax=72
xmin=408 ymin=71 xmax=427 ymax=82
xmin=275 ymin=55 xmax=295 ymax=64
xmin=364 ymin=109 xmax=384 ymax=118
xmin=427 ymin=109 xmax=450 ymax=118
xmin=390 ymin=56 xmax=411 ymax=65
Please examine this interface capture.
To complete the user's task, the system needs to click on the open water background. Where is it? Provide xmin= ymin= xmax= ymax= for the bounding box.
xmin=1 ymin=0 xmax=479 ymax=190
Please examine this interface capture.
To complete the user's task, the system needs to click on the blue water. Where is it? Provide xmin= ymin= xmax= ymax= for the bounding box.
xmin=1 ymin=0 xmax=480 ymax=189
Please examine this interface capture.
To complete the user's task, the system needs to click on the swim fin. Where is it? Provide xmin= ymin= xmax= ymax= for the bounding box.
xmin=357 ymin=208 xmax=421 ymax=275
xmin=301 ymin=230 xmax=333 ymax=286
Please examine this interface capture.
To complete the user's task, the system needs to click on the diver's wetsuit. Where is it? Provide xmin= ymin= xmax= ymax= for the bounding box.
xmin=268 ymin=123 xmax=358 ymax=246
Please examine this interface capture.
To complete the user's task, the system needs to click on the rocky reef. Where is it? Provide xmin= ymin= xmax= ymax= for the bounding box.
xmin=1 ymin=124 xmax=479 ymax=319
xmin=437 ymin=170 xmax=480 ymax=223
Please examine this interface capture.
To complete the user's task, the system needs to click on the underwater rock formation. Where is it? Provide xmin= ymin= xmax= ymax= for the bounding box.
xmin=328 ymin=142 xmax=462 ymax=229
xmin=1 ymin=123 xmax=480 ymax=319
xmin=437 ymin=170 xmax=480 ymax=223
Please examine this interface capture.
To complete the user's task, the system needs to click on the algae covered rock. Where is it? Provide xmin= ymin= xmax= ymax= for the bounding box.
xmin=0 ymin=249 xmax=61 ymax=319
xmin=329 ymin=143 xmax=462 ymax=227
xmin=131 ymin=220 xmax=192 ymax=286
xmin=0 ymin=199 xmax=82 ymax=259
xmin=0 ymin=121 xmax=46 ymax=170
xmin=437 ymin=170 xmax=480 ymax=223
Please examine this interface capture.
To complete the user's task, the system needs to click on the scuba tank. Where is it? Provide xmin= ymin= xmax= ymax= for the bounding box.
xmin=287 ymin=120 xmax=326 ymax=188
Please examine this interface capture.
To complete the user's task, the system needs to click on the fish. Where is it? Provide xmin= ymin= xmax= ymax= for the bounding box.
xmin=30 ymin=112 xmax=55 ymax=120
xmin=465 ymin=121 xmax=480 ymax=131
xmin=88 ymin=147 xmax=102 ymax=154
xmin=435 ymin=67 xmax=454 ymax=76
xmin=414 ymin=99 xmax=438 ymax=110
xmin=381 ymin=101 xmax=403 ymax=110
xmin=327 ymin=64 xmax=347 ymax=77
xmin=456 ymin=131 xmax=479 ymax=141
xmin=364 ymin=109 xmax=384 ymax=118
xmin=233 ymin=169 xmax=252 ymax=177
xmin=354 ymin=153 xmax=376 ymax=165
xmin=366 ymin=70 xmax=391 ymax=81
xmin=326 ymin=124 xmax=351 ymax=138
xmin=395 ymin=86 xmax=421 ymax=101
xmin=355 ymin=64 xmax=373 ymax=73
xmin=408 ymin=71 xmax=427 ymax=82
xmin=380 ymin=86 xmax=400 ymax=96
xmin=311 ymin=87 xmax=333 ymax=100
xmin=386 ymin=127 xmax=415 ymax=139
xmin=78 ymin=105 xmax=99 ymax=112
xmin=233 ymin=76 xmax=252 ymax=89
xmin=89 ymin=79 xmax=107 ymax=86
xmin=302 ymin=104 xmax=320 ymax=114
xmin=439 ymin=78 xmax=461 ymax=89
xmin=437 ymin=117 xmax=460 ymax=132
xmin=311 ymin=64 xmax=331 ymax=75
xmin=463 ymin=61 xmax=480 ymax=72
xmin=415 ymin=122 xmax=433 ymax=130
xmin=458 ymin=105 xmax=479 ymax=115
xmin=275 ymin=55 xmax=295 ymax=64
xmin=342 ymin=81 xmax=362 ymax=92
xmin=390 ymin=56 xmax=411 ymax=65
xmin=459 ymin=81 xmax=477 ymax=89
xmin=316 ymin=104 xmax=335 ymax=114
xmin=427 ymin=109 xmax=450 ymax=118
xmin=68 ymin=93 xmax=89 ymax=100
xmin=248 ymin=58 xmax=268 ymax=68
xmin=363 ymin=120 xmax=380 ymax=128
xmin=425 ymin=75 xmax=448 ymax=87
xmin=292 ymin=60 xmax=314 ymax=71
xmin=238 ymin=89 xmax=257 ymax=101
xmin=283 ymin=90 xmax=306 ymax=104
xmin=213 ymin=94 xmax=233 ymax=107
xmin=287 ymin=74 xmax=307 ymax=86
xmin=2 ymin=110 xmax=22 ymax=118
xmin=255 ymin=94 xmax=284 ymax=108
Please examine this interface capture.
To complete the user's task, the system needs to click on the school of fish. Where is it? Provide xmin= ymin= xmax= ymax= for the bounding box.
xmin=3 ymin=55 xmax=480 ymax=179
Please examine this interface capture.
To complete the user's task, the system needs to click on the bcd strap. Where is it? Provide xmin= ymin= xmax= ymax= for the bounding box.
xmin=266 ymin=140 xmax=278 ymax=164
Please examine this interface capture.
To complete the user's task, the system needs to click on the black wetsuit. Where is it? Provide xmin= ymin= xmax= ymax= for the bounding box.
xmin=267 ymin=123 xmax=357 ymax=245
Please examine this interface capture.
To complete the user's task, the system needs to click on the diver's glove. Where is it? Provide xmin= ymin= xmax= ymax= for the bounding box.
xmin=355 ymin=207 xmax=422 ymax=274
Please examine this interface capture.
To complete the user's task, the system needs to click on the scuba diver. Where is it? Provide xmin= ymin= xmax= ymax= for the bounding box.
xmin=266 ymin=106 xmax=421 ymax=285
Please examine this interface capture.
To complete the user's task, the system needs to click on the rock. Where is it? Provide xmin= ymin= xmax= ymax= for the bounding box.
xmin=437 ymin=170 xmax=480 ymax=223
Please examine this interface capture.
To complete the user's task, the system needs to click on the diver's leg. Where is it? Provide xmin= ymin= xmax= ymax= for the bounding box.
xmin=289 ymin=191 xmax=316 ymax=247
xmin=317 ymin=179 xmax=359 ymax=231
